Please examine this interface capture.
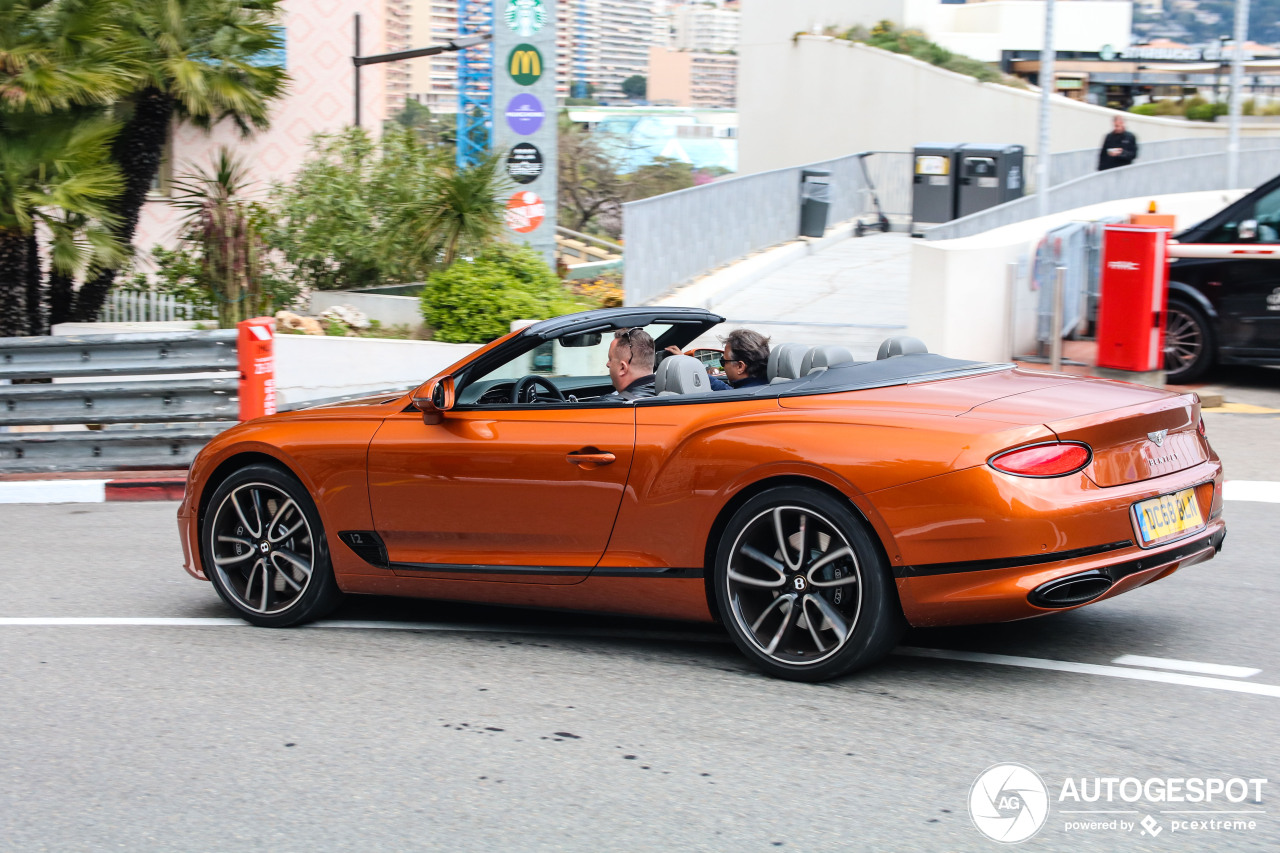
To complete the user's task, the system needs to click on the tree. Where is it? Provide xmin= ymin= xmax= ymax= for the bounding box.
xmin=625 ymin=156 xmax=695 ymax=201
xmin=621 ymin=74 xmax=647 ymax=99
xmin=387 ymin=152 xmax=509 ymax=271
xmin=393 ymin=98 xmax=457 ymax=147
xmin=169 ymin=148 xmax=271 ymax=327
xmin=557 ymin=114 xmax=625 ymax=235
xmin=66 ymin=0 xmax=288 ymax=324
xmin=0 ymin=0 xmax=133 ymax=336
xmin=261 ymin=127 xmax=452 ymax=291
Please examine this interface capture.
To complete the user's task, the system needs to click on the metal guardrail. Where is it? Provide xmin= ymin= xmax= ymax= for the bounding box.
xmin=924 ymin=146 xmax=1280 ymax=241
xmin=1028 ymin=136 xmax=1280 ymax=191
xmin=0 ymin=330 xmax=240 ymax=473
xmin=623 ymin=151 xmax=914 ymax=305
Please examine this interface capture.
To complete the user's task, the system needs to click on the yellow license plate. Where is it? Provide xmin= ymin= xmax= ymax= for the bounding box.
xmin=1134 ymin=488 xmax=1204 ymax=546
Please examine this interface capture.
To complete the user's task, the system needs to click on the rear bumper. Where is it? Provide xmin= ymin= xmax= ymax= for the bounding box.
xmin=896 ymin=518 xmax=1226 ymax=627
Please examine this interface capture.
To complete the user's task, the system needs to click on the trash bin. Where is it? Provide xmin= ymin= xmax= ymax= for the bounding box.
xmin=956 ymin=143 xmax=1025 ymax=218
xmin=911 ymin=143 xmax=963 ymax=231
xmin=799 ymin=169 xmax=831 ymax=238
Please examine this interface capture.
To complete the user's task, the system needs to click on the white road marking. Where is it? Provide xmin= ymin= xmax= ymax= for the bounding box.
xmin=0 ymin=480 xmax=106 ymax=504
xmin=1111 ymin=654 xmax=1261 ymax=678
xmin=897 ymin=647 xmax=1280 ymax=699
xmin=4 ymin=618 xmax=1277 ymax=698
xmin=1223 ymin=480 xmax=1280 ymax=503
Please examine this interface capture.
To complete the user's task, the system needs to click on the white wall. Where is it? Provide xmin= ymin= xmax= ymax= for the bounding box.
xmin=909 ymin=189 xmax=1248 ymax=363
xmin=273 ymin=335 xmax=479 ymax=406
xmin=307 ymin=291 xmax=425 ymax=331
xmin=924 ymin=1 xmax=1131 ymax=62
xmin=738 ymin=34 xmax=1264 ymax=175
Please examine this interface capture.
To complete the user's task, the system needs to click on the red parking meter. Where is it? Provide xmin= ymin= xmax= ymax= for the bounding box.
xmin=1096 ymin=225 xmax=1170 ymax=372
xmin=237 ymin=317 xmax=276 ymax=420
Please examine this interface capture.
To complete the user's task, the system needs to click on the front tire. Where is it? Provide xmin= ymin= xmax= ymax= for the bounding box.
xmin=713 ymin=486 xmax=904 ymax=682
xmin=200 ymin=463 xmax=342 ymax=627
xmin=1164 ymin=300 xmax=1214 ymax=384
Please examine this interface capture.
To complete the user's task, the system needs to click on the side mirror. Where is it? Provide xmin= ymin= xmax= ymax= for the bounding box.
xmin=1238 ymin=219 xmax=1258 ymax=241
xmin=412 ymin=375 xmax=455 ymax=425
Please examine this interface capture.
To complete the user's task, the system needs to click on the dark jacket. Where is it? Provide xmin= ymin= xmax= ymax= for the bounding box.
xmin=1098 ymin=131 xmax=1138 ymax=170
xmin=606 ymin=374 xmax=656 ymax=401
xmin=710 ymin=375 xmax=768 ymax=391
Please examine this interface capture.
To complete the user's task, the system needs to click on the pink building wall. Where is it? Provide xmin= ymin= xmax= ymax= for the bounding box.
xmin=134 ymin=0 xmax=394 ymax=254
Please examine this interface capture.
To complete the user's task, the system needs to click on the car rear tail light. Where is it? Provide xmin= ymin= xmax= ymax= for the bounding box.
xmin=989 ymin=442 xmax=1092 ymax=478
xmin=1197 ymin=417 xmax=1207 ymax=438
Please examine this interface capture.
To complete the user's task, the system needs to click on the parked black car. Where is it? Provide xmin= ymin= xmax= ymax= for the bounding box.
xmin=1166 ymin=174 xmax=1280 ymax=383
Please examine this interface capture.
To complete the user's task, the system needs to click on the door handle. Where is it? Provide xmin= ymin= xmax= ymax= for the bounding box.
xmin=566 ymin=448 xmax=616 ymax=468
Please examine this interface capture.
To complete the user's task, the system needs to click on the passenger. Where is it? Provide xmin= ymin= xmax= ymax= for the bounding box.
xmin=604 ymin=327 xmax=658 ymax=400
xmin=709 ymin=329 xmax=770 ymax=391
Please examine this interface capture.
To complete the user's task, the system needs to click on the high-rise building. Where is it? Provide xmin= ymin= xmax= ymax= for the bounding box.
xmin=669 ymin=3 xmax=737 ymax=53
xmin=595 ymin=0 xmax=656 ymax=99
xmin=409 ymin=0 xmax=460 ymax=111
xmin=384 ymin=0 xmax=413 ymax=113
xmin=648 ymin=45 xmax=736 ymax=108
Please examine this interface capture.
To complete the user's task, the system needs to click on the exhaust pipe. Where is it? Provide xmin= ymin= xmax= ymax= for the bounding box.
xmin=1029 ymin=570 xmax=1113 ymax=609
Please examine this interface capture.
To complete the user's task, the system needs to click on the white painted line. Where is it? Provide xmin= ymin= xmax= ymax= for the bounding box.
xmin=0 ymin=617 xmax=243 ymax=626
xmin=1223 ymin=480 xmax=1280 ymax=503
xmin=1111 ymin=654 xmax=1261 ymax=678
xmin=896 ymin=647 xmax=1280 ymax=699
xmin=0 ymin=480 xmax=107 ymax=504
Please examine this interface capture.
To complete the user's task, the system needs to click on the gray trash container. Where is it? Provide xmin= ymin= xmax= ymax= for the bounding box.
xmin=956 ymin=143 xmax=1025 ymax=218
xmin=799 ymin=169 xmax=831 ymax=238
xmin=911 ymin=143 xmax=963 ymax=232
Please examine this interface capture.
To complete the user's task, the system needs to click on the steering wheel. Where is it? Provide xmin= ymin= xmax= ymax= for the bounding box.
xmin=512 ymin=374 xmax=566 ymax=404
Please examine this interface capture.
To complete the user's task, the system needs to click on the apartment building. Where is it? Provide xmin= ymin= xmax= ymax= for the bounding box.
xmin=648 ymin=45 xmax=736 ymax=108
xmin=670 ymin=2 xmax=738 ymax=53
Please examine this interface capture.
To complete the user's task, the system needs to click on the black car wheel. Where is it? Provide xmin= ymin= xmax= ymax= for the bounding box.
xmin=1164 ymin=300 xmax=1214 ymax=384
xmin=201 ymin=463 xmax=342 ymax=627
xmin=713 ymin=486 xmax=905 ymax=682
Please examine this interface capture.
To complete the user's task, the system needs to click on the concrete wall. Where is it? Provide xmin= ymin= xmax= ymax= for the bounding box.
xmin=272 ymin=334 xmax=478 ymax=406
xmin=738 ymin=4 xmax=1259 ymax=175
xmin=927 ymin=1 xmax=1131 ymax=62
xmin=308 ymin=291 xmax=425 ymax=331
xmin=908 ymin=189 xmax=1248 ymax=363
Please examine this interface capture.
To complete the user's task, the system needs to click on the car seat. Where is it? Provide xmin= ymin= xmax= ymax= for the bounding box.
xmin=767 ymin=343 xmax=808 ymax=383
xmin=655 ymin=354 xmax=712 ymax=396
xmin=875 ymin=336 xmax=928 ymax=359
xmin=799 ymin=345 xmax=854 ymax=375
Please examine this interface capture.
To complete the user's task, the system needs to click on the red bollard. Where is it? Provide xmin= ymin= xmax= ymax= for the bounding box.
xmin=1096 ymin=225 xmax=1170 ymax=372
xmin=237 ymin=317 xmax=276 ymax=421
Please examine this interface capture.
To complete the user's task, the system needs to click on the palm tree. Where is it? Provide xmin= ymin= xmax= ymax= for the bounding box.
xmin=169 ymin=148 xmax=264 ymax=327
xmin=66 ymin=0 xmax=287 ymax=324
xmin=0 ymin=0 xmax=133 ymax=336
xmin=388 ymin=153 xmax=510 ymax=272
xmin=0 ymin=111 xmax=124 ymax=336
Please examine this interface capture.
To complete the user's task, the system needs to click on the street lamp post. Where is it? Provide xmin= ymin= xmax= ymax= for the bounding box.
xmin=1037 ymin=0 xmax=1056 ymax=219
xmin=350 ymin=14 xmax=492 ymax=128
xmin=1227 ymin=0 xmax=1252 ymax=190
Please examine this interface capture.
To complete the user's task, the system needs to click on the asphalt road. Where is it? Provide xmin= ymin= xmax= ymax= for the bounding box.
xmin=2 ymin=372 xmax=1278 ymax=852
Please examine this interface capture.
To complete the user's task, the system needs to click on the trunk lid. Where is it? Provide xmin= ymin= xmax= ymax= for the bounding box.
xmin=963 ymin=380 xmax=1206 ymax=487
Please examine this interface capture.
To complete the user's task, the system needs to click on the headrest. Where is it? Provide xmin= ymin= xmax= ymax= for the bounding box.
xmin=655 ymin=354 xmax=712 ymax=396
xmin=800 ymin=345 xmax=854 ymax=375
xmin=767 ymin=342 xmax=807 ymax=382
xmin=876 ymin=336 xmax=928 ymax=359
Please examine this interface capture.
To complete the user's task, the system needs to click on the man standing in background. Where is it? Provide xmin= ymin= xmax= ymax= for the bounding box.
xmin=1098 ymin=116 xmax=1138 ymax=170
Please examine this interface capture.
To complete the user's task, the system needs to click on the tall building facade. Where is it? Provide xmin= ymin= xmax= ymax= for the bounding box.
xmin=669 ymin=3 xmax=738 ymax=53
xmin=409 ymin=0 xmax=461 ymax=111
xmin=384 ymin=0 xmax=413 ymax=113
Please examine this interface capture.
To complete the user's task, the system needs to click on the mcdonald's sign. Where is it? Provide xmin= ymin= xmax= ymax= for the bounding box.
xmin=508 ymin=43 xmax=543 ymax=86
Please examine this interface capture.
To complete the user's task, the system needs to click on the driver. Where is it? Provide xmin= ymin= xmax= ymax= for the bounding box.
xmin=604 ymin=327 xmax=657 ymax=401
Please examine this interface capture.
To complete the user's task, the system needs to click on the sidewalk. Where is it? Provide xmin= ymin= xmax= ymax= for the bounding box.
xmin=657 ymin=230 xmax=912 ymax=355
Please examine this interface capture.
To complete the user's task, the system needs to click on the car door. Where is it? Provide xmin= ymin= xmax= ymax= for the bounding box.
xmin=367 ymin=404 xmax=635 ymax=584
xmin=1180 ymin=182 xmax=1280 ymax=354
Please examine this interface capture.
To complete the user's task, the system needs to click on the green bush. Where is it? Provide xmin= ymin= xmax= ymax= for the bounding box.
xmin=422 ymin=244 xmax=583 ymax=343
xmin=1128 ymin=102 xmax=1159 ymax=116
xmin=1185 ymin=100 xmax=1228 ymax=122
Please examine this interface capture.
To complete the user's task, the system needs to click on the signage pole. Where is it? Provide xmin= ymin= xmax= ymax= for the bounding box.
xmin=353 ymin=14 xmax=361 ymax=128
xmin=493 ymin=0 xmax=558 ymax=270
xmin=1227 ymin=0 xmax=1250 ymax=190
xmin=1036 ymin=0 xmax=1056 ymax=219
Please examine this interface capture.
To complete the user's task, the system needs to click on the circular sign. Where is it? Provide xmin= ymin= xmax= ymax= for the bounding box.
xmin=508 ymin=44 xmax=543 ymax=86
xmin=969 ymin=763 xmax=1049 ymax=844
xmin=504 ymin=0 xmax=547 ymax=37
xmin=506 ymin=191 xmax=546 ymax=234
xmin=506 ymin=143 xmax=544 ymax=184
xmin=505 ymin=93 xmax=544 ymax=135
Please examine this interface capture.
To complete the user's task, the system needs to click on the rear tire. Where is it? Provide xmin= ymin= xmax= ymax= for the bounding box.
xmin=713 ymin=486 xmax=905 ymax=682
xmin=200 ymin=463 xmax=342 ymax=628
xmin=1164 ymin=300 xmax=1214 ymax=384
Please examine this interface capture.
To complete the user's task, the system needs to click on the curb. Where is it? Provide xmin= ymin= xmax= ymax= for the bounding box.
xmin=0 ymin=475 xmax=186 ymax=505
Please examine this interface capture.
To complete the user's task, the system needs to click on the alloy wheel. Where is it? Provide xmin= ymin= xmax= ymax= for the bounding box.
xmin=725 ymin=505 xmax=864 ymax=665
xmin=209 ymin=481 xmax=316 ymax=615
xmin=1164 ymin=304 xmax=1204 ymax=377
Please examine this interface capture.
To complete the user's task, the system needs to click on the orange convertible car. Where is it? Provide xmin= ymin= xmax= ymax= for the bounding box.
xmin=178 ymin=307 xmax=1226 ymax=681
